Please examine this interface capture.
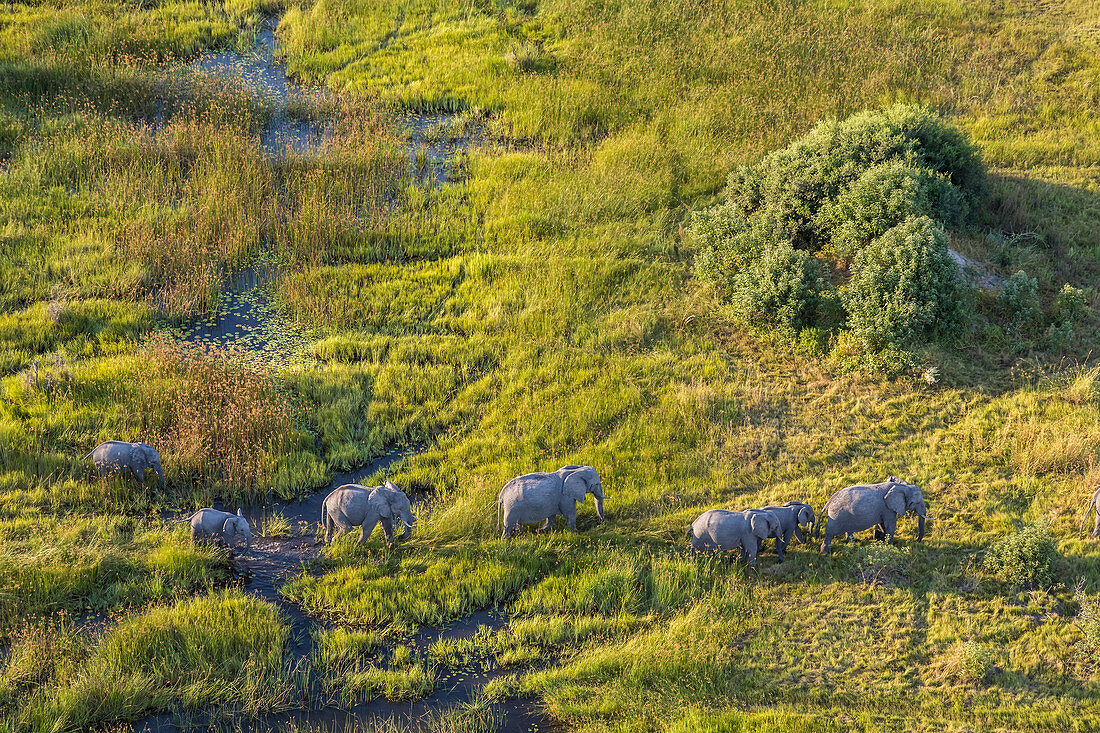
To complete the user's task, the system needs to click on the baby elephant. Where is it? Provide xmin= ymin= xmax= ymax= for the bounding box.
xmin=85 ymin=440 xmax=164 ymax=488
xmin=690 ymin=508 xmax=782 ymax=566
xmin=321 ymin=479 xmax=417 ymax=546
xmin=183 ymin=508 xmax=252 ymax=554
xmin=759 ymin=502 xmax=815 ymax=561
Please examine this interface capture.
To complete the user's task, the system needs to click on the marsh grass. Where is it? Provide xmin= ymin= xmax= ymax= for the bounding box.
xmin=8 ymin=590 xmax=290 ymax=731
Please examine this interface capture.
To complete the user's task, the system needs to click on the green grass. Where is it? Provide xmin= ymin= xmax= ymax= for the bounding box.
xmin=4 ymin=0 xmax=1100 ymax=730
xmin=5 ymin=590 xmax=290 ymax=731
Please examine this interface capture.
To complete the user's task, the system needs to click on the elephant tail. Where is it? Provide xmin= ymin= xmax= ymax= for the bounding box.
xmin=82 ymin=451 xmax=94 ymax=462
xmin=496 ymin=499 xmax=502 ymax=534
xmin=814 ymin=499 xmax=830 ymax=539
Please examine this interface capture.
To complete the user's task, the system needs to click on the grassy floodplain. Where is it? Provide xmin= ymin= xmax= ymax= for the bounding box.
xmin=2 ymin=0 xmax=1100 ymax=731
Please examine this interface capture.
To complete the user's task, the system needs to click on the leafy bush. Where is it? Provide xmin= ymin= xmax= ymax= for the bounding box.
xmin=958 ymin=641 xmax=994 ymax=682
xmin=819 ymin=161 xmax=967 ymax=259
xmin=997 ymin=271 xmax=1042 ymax=335
xmin=1054 ymin=283 xmax=1088 ymax=324
xmin=982 ymin=523 xmax=1059 ymax=587
xmin=852 ymin=542 xmax=910 ymax=585
xmin=729 ymin=241 xmax=827 ymax=333
xmin=716 ymin=103 xmax=985 ymax=250
xmin=843 ymin=216 xmax=964 ymax=349
xmin=694 ymin=104 xmax=981 ymax=356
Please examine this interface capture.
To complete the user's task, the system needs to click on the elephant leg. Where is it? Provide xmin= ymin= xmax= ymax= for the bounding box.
xmin=821 ymin=529 xmax=834 ymax=554
xmin=538 ymin=517 xmax=554 ymax=533
xmin=882 ymin=515 xmax=898 ymax=543
xmin=873 ymin=524 xmax=886 ymax=541
xmin=563 ymin=505 xmax=578 ymax=532
xmin=776 ymin=537 xmax=786 ymax=562
xmin=358 ymin=517 xmax=379 ymax=544
xmin=1092 ymin=509 xmax=1100 ymax=538
xmin=381 ymin=517 xmax=395 ymax=545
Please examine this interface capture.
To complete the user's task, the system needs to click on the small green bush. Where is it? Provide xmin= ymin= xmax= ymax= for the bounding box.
xmin=1054 ymin=283 xmax=1088 ymax=325
xmin=996 ymin=271 xmax=1042 ymax=335
xmin=959 ymin=641 xmax=994 ymax=682
xmin=983 ymin=523 xmax=1059 ymax=587
xmin=843 ymin=216 xmax=964 ymax=349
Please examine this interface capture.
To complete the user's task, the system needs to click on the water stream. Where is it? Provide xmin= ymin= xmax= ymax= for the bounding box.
xmin=135 ymin=16 xmax=555 ymax=733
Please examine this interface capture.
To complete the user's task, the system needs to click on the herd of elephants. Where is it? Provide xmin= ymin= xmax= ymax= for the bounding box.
xmin=84 ymin=440 xmax=965 ymax=564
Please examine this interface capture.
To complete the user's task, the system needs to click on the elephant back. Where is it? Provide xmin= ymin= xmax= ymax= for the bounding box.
xmin=501 ymin=472 xmax=558 ymax=501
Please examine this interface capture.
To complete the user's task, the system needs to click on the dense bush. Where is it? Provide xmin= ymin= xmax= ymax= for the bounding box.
xmin=982 ymin=523 xmax=1059 ymax=587
xmin=819 ymin=161 xmax=967 ymax=259
xmin=694 ymin=104 xmax=985 ymax=357
xmin=843 ymin=216 xmax=964 ymax=349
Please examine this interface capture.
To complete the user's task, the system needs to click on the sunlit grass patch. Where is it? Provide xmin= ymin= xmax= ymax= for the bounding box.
xmin=11 ymin=590 xmax=289 ymax=729
xmin=283 ymin=543 xmax=552 ymax=627
xmin=0 ymin=516 xmax=228 ymax=639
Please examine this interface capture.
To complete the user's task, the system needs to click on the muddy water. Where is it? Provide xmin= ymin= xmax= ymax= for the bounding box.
xmin=141 ymin=16 xmax=557 ymax=733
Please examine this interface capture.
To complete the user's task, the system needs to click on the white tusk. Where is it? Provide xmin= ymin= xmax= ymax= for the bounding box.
xmin=403 ymin=520 xmax=414 ymax=528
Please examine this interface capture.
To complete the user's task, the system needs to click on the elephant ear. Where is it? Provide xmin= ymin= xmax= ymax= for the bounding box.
xmin=563 ymin=473 xmax=587 ymax=502
xmin=369 ymin=489 xmax=393 ymax=519
xmin=221 ymin=517 xmax=238 ymax=540
xmin=748 ymin=513 xmax=770 ymax=539
xmin=798 ymin=506 xmax=814 ymax=525
xmin=884 ymin=487 xmax=906 ymax=516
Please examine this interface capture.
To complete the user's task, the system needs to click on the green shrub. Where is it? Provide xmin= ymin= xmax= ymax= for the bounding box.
xmin=1054 ymin=283 xmax=1088 ymax=324
xmin=729 ymin=241 xmax=828 ymax=333
xmin=997 ymin=271 xmax=1042 ymax=335
xmin=982 ymin=523 xmax=1059 ymax=587
xmin=958 ymin=641 xmax=994 ymax=682
xmin=820 ymin=161 xmax=967 ymax=259
xmin=717 ymin=103 xmax=984 ymax=250
xmin=843 ymin=216 xmax=964 ymax=349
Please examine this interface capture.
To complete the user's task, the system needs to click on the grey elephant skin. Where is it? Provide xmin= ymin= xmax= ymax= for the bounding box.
xmin=760 ymin=502 xmax=815 ymax=560
xmin=690 ymin=508 xmax=781 ymax=566
xmin=85 ymin=441 xmax=164 ymax=488
xmin=321 ymin=480 xmax=417 ymax=545
xmin=1082 ymin=486 xmax=1100 ymax=537
xmin=817 ymin=477 xmax=928 ymax=553
xmin=497 ymin=465 xmax=605 ymax=539
xmin=183 ymin=508 xmax=251 ymax=553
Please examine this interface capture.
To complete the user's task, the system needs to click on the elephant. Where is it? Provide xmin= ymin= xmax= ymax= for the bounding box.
xmin=181 ymin=508 xmax=252 ymax=554
xmin=760 ymin=502 xmax=815 ymax=561
xmin=321 ymin=479 xmax=417 ymax=545
xmin=690 ymin=508 xmax=782 ymax=566
xmin=1080 ymin=486 xmax=1100 ymax=537
xmin=497 ymin=465 xmax=606 ymax=539
xmin=85 ymin=441 xmax=164 ymax=488
xmin=817 ymin=476 xmax=928 ymax=553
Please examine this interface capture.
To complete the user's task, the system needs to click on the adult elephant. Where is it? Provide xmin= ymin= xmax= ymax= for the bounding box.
xmin=321 ymin=479 xmax=417 ymax=545
xmin=182 ymin=508 xmax=252 ymax=554
xmin=497 ymin=465 xmax=606 ymax=539
xmin=817 ymin=477 xmax=928 ymax=553
xmin=85 ymin=441 xmax=164 ymax=488
xmin=760 ymin=502 xmax=815 ymax=561
xmin=689 ymin=508 xmax=781 ymax=566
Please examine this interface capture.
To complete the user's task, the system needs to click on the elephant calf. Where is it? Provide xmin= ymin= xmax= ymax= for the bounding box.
xmin=759 ymin=502 xmax=815 ymax=561
xmin=321 ymin=480 xmax=417 ymax=545
xmin=818 ymin=477 xmax=928 ymax=553
xmin=182 ymin=508 xmax=252 ymax=554
xmin=690 ymin=508 xmax=782 ymax=567
xmin=85 ymin=440 xmax=164 ymax=488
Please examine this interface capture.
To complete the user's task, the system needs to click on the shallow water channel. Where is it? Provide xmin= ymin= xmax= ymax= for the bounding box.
xmin=138 ymin=17 xmax=555 ymax=733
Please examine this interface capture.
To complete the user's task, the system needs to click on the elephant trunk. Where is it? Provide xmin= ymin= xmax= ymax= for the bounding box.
xmin=154 ymin=464 xmax=165 ymax=488
xmin=916 ymin=513 xmax=925 ymax=542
